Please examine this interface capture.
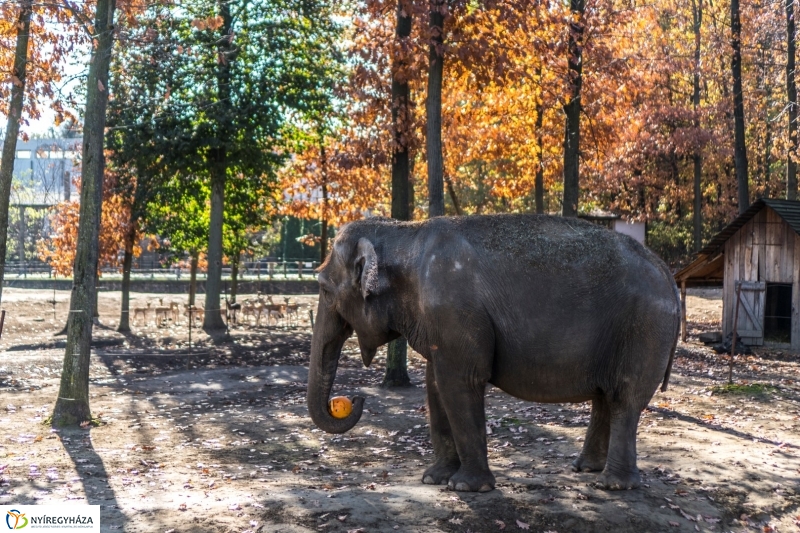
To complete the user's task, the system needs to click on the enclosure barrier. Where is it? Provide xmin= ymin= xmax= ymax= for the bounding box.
xmin=2 ymin=259 xmax=321 ymax=281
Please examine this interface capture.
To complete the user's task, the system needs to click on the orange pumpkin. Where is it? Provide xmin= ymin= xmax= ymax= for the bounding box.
xmin=328 ymin=396 xmax=353 ymax=419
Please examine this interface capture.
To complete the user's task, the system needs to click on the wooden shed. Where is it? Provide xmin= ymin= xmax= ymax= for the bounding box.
xmin=675 ymin=198 xmax=800 ymax=349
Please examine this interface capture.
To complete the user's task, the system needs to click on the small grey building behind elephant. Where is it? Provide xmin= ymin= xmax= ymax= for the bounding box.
xmin=307 ymin=214 xmax=680 ymax=492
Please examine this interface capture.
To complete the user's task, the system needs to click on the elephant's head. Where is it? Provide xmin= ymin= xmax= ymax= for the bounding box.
xmin=307 ymin=224 xmax=399 ymax=434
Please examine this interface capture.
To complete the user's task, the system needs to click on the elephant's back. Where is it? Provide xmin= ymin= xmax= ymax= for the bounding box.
xmin=443 ymin=214 xmax=642 ymax=275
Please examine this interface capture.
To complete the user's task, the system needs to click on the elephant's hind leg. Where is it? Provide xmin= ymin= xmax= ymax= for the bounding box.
xmin=572 ymin=397 xmax=610 ymax=472
xmin=423 ymin=360 xmax=460 ymax=485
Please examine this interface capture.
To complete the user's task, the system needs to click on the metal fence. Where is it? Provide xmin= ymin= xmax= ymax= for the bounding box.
xmin=2 ymin=260 xmax=322 ymax=281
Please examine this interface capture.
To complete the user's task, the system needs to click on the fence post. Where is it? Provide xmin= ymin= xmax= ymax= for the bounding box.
xmin=298 ymin=261 xmax=303 ymax=280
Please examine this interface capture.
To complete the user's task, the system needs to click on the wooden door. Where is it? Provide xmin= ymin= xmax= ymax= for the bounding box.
xmin=734 ymin=280 xmax=765 ymax=345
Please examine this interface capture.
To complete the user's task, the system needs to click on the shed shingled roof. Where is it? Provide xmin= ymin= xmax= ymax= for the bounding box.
xmin=698 ymin=198 xmax=800 ymax=255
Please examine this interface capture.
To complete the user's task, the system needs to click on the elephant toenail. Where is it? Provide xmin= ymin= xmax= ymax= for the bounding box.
xmin=423 ymin=475 xmax=435 ymax=485
xmin=455 ymin=482 xmax=469 ymax=491
xmin=479 ymin=484 xmax=493 ymax=492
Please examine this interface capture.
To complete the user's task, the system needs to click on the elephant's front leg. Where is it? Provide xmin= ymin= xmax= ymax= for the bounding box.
xmin=422 ymin=360 xmax=460 ymax=485
xmin=431 ymin=357 xmax=495 ymax=492
xmin=572 ymin=397 xmax=610 ymax=472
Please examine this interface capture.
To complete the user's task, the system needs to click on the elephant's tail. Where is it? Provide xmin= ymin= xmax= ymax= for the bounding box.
xmin=660 ymin=281 xmax=681 ymax=392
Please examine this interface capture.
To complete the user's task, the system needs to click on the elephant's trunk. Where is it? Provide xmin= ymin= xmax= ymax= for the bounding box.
xmin=307 ymin=302 xmax=364 ymax=434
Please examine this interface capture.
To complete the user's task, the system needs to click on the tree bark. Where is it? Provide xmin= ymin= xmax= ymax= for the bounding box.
xmin=692 ymin=0 xmax=703 ymax=252
xmin=384 ymin=0 xmax=413 ymax=388
xmin=788 ymin=0 xmax=798 ymax=200
xmin=116 ymin=222 xmax=135 ymax=333
xmin=534 ymin=67 xmax=545 ymax=214
xmin=444 ymin=175 xmax=462 ymax=215
xmin=762 ymin=36 xmax=773 ymax=197
xmin=426 ymin=0 xmax=445 ymax=218
xmin=189 ymin=252 xmax=198 ymax=307
xmin=320 ymin=141 xmax=329 ymax=263
xmin=731 ymin=0 xmax=749 ymax=213
xmin=0 ymin=0 xmax=33 ymax=307
xmin=562 ymin=0 xmax=585 ymax=218
xmin=320 ymin=185 xmax=328 ymax=263
xmin=203 ymin=0 xmax=233 ymax=331
xmin=52 ymin=0 xmax=116 ymax=426
xmin=230 ymin=254 xmax=239 ymax=304
xmin=17 ymin=206 xmax=25 ymax=262
xmin=204 ymin=158 xmax=226 ymax=329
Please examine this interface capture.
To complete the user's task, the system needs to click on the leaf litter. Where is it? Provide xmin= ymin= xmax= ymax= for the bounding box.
xmin=0 ymin=288 xmax=797 ymax=531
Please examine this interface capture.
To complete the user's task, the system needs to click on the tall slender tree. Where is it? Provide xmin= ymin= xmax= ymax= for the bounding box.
xmin=384 ymin=0 xmax=413 ymax=388
xmin=427 ymin=0 xmax=445 ymax=217
xmin=692 ymin=0 xmax=703 ymax=251
xmin=788 ymin=0 xmax=798 ymax=200
xmin=202 ymin=0 xmax=234 ymax=331
xmin=52 ymin=0 xmax=117 ymax=426
xmin=0 ymin=0 xmax=33 ymax=307
xmin=731 ymin=0 xmax=749 ymax=213
xmin=562 ymin=0 xmax=585 ymax=217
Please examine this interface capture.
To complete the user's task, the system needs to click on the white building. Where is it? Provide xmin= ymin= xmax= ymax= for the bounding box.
xmin=11 ymin=138 xmax=82 ymax=205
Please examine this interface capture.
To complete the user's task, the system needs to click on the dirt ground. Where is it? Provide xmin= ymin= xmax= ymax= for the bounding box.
xmin=0 ymin=287 xmax=798 ymax=533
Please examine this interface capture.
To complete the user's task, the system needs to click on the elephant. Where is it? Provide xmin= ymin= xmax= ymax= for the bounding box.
xmin=307 ymin=214 xmax=680 ymax=492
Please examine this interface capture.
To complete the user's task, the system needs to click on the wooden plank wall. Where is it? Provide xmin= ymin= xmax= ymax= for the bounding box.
xmin=722 ymin=207 xmax=800 ymax=348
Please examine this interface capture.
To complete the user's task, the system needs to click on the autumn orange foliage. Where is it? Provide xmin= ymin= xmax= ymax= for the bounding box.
xmin=279 ymin=0 xmax=800 ymax=262
xmin=37 ymin=175 xmax=140 ymax=277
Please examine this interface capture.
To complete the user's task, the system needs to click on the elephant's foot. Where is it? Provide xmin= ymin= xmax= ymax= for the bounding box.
xmin=571 ymin=454 xmax=606 ymax=472
xmin=422 ymin=461 xmax=460 ymax=485
xmin=598 ymin=468 xmax=641 ymax=490
xmin=446 ymin=468 xmax=495 ymax=492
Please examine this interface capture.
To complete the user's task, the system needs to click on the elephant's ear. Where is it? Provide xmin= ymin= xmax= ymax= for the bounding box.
xmin=355 ymin=238 xmax=379 ymax=300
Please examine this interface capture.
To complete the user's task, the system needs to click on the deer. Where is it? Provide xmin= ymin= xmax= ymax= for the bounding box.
xmin=183 ymin=304 xmax=203 ymax=326
xmin=225 ymin=298 xmax=241 ymax=325
xmin=241 ymin=299 xmax=259 ymax=325
xmin=262 ymin=295 xmax=285 ymax=327
xmin=154 ymin=299 xmax=171 ymax=327
xmin=284 ymin=298 xmax=300 ymax=327
xmin=132 ymin=302 xmax=151 ymax=325
xmin=267 ymin=308 xmax=284 ymax=326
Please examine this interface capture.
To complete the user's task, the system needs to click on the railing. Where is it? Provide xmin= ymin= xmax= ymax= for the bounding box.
xmin=1 ymin=260 xmax=322 ymax=281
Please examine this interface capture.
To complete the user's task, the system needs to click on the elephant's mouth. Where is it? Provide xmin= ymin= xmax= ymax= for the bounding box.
xmin=359 ymin=340 xmax=378 ymax=367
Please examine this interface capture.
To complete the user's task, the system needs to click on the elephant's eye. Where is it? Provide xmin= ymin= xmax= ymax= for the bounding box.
xmin=321 ymin=287 xmax=335 ymax=306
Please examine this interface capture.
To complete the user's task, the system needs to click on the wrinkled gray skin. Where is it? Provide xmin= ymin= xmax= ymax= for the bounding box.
xmin=307 ymin=214 xmax=680 ymax=492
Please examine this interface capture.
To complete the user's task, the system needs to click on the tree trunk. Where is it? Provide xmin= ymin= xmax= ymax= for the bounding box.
xmin=692 ymin=0 xmax=703 ymax=252
xmin=384 ymin=0 xmax=413 ymax=388
xmin=731 ymin=0 xmax=749 ymax=213
xmin=788 ymin=0 xmax=798 ymax=200
xmin=203 ymin=0 xmax=233 ymax=331
xmin=320 ymin=141 xmax=329 ymax=263
xmin=230 ymin=255 xmax=239 ymax=304
xmin=17 ymin=206 xmax=25 ymax=262
xmin=52 ymin=0 xmax=116 ymax=427
xmin=0 ymin=0 xmax=33 ymax=307
xmin=444 ymin=175 xmax=462 ymax=215
xmin=320 ymin=188 xmax=328 ymax=263
xmin=189 ymin=252 xmax=198 ymax=307
xmin=384 ymin=338 xmax=410 ymax=387
xmin=116 ymin=223 xmax=135 ymax=333
xmin=562 ymin=0 xmax=585 ymax=218
xmin=426 ymin=0 xmax=445 ymax=217
xmin=535 ymin=68 xmax=545 ymax=214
